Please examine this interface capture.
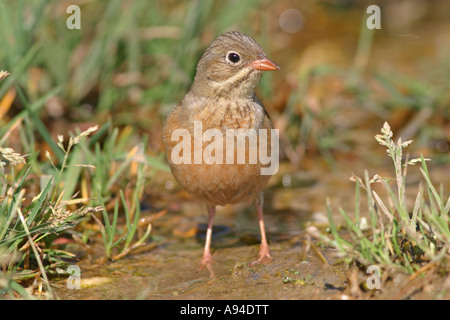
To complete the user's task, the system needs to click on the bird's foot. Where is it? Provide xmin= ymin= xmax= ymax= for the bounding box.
xmin=199 ymin=253 xmax=216 ymax=278
xmin=249 ymin=246 xmax=273 ymax=266
xmin=199 ymin=252 xmax=215 ymax=270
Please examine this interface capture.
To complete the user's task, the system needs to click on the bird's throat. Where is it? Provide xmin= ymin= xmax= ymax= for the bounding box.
xmin=192 ymin=67 xmax=262 ymax=100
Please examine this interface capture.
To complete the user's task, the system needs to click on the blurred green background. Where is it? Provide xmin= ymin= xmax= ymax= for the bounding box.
xmin=1 ymin=0 xmax=449 ymax=171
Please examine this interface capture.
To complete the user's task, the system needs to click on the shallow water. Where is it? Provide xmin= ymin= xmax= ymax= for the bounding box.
xmin=54 ymin=228 xmax=348 ymax=300
xmin=54 ymin=164 xmax=351 ymax=299
xmin=53 ymin=156 xmax=450 ymax=300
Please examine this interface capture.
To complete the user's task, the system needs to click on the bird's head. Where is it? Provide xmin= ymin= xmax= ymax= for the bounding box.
xmin=191 ymin=31 xmax=279 ymax=99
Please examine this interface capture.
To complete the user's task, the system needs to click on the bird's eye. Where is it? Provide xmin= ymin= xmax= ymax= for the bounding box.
xmin=227 ymin=52 xmax=241 ymax=64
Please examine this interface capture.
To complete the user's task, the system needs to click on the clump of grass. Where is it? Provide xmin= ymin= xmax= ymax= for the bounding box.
xmin=63 ymin=124 xmax=167 ymax=261
xmin=91 ymin=162 xmax=154 ymax=261
xmin=0 ymin=70 xmax=166 ymax=297
xmin=326 ymin=122 xmax=450 ymax=274
xmin=0 ymin=126 xmax=101 ymax=298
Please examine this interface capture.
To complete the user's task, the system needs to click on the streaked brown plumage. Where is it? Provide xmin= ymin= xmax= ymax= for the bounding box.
xmin=163 ymin=31 xmax=279 ymax=271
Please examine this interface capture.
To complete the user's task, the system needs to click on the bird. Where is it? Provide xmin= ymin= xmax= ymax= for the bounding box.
xmin=163 ymin=31 xmax=279 ymax=271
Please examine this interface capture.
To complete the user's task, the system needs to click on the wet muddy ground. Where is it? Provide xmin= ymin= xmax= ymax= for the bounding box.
xmin=53 ymin=162 xmax=450 ymax=300
xmin=53 ymin=241 xmax=348 ymax=300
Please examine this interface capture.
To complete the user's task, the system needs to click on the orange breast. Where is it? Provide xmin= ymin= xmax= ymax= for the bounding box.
xmin=163 ymin=100 xmax=274 ymax=206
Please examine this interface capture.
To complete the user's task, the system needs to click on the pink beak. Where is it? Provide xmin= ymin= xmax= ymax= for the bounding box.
xmin=248 ymin=55 xmax=279 ymax=71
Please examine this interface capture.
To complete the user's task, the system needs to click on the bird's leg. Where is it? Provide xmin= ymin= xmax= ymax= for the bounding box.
xmin=251 ymin=193 xmax=272 ymax=265
xmin=200 ymin=205 xmax=216 ymax=269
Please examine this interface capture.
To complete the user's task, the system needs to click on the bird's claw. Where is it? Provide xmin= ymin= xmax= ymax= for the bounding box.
xmin=249 ymin=248 xmax=273 ymax=266
xmin=199 ymin=253 xmax=215 ymax=270
xmin=199 ymin=253 xmax=216 ymax=278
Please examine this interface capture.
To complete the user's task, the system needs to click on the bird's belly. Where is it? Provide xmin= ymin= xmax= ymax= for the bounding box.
xmin=170 ymin=162 xmax=270 ymax=205
xmin=163 ymin=98 xmax=274 ymax=206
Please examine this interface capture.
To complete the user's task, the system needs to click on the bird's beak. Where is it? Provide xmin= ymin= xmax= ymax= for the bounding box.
xmin=248 ymin=54 xmax=279 ymax=71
